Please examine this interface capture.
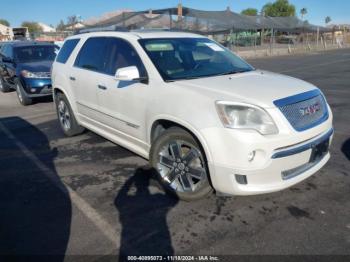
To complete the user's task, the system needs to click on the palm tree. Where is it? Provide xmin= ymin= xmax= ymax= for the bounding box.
xmin=325 ymin=16 xmax=332 ymax=25
xmin=300 ymin=8 xmax=307 ymax=20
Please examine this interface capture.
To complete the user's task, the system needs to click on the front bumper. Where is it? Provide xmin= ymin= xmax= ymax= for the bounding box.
xmin=21 ymin=78 xmax=52 ymax=97
xmin=201 ymin=115 xmax=333 ymax=196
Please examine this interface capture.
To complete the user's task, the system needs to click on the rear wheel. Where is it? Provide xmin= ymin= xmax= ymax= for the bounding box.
xmin=150 ymin=127 xmax=213 ymax=201
xmin=0 ymin=77 xmax=11 ymax=93
xmin=15 ymin=80 xmax=32 ymax=106
xmin=55 ymin=92 xmax=85 ymax=137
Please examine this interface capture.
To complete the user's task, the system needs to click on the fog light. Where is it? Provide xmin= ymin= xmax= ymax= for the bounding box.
xmin=235 ymin=174 xmax=248 ymax=185
xmin=247 ymin=151 xmax=256 ymax=162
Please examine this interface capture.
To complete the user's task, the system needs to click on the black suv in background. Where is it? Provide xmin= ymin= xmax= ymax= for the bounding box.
xmin=0 ymin=41 xmax=59 ymax=105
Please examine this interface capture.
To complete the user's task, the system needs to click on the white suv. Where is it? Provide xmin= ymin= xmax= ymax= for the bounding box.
xmin=52 ymin=31 xmax=333 ymax=200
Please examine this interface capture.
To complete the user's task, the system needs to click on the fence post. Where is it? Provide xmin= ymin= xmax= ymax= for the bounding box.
xmin=317 ymin=27 xmax=320 ymax=49
xmin=254 ymin=30 xmax=257 ymax=56
xmin=270 ymin=28 xmax=274 ymax=55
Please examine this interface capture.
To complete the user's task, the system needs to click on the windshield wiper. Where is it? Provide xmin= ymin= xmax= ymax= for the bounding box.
xmin=218 ymin=69 xmax=252 ymax=76
xmin=165 ymin=76 xmax=204 ymax=82
xmin=165 ymin=70 xmax=253 ymax=82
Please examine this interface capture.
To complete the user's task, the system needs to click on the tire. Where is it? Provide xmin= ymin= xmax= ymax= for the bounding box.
xmin=55 ymin=92 xmax=85 ymax=137
xmin=15 ymin=79 xmax=32 ymax=106
xmin=150 ymin=127 xmax=213 ymax=201
xmin=0 ymin=77 xmax=11 ymax=93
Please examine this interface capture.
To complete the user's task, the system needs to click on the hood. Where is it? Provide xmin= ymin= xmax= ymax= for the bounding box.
xmin=17 ymin=60 xmax=53 ymax=73
xmin=171 ymin=70 xmax=318 ymax=108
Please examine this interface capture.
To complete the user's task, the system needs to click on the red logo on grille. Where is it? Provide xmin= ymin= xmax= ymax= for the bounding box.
xmin=299 ymin=102 xmax=321 ymax=116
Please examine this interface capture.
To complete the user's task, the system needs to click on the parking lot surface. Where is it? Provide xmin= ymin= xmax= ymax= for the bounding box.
xmin=0 ymin=48 xmax=349 ymax=259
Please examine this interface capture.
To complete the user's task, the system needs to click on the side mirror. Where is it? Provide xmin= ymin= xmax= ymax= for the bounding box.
xmin=115 ymin=66 xmax=148 ymax=84
xmin=115 ymin=66 xmax=140 ymax=81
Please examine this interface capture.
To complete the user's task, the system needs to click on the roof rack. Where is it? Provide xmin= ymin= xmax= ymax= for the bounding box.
xmin=130 ymin=28 xmax=189 ymax=33
xmin=75 ymin=25 xmax=129 ymax=35
xmin=75 ymin=27 xmax=196 ymax=35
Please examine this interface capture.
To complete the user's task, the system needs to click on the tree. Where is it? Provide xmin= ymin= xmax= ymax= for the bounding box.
xmin=67 ymin=15 xmax=79 ymax=26
xmin=56 ymin=20 xmax=66 ymax=31
xmin=241 ymin=8 xmax=258 ymax=16
xmin=262 ymin=0 xmax=296 ymax=17
xmin=66 ymin=15 xmax=79 ymax=30
xmin=300 ymin=8 xmax=307 ymax=20
xmin=0 ymin=19 xmax=10 ymax=27
xmin=21 ymin=21 xmax=43 ymax=33
xmin=325 ymin=16 xmax=332 ymax=25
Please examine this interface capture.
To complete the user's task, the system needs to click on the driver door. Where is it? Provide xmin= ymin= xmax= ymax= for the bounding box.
xmin=97 ymin=37 xmax=150 ymax=143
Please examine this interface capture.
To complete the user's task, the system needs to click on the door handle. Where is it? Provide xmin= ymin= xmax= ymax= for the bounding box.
xmin=69 ymin=76 xmax=76 ymax=81
xmin=98 ymin=85 xmax=107 ymax=90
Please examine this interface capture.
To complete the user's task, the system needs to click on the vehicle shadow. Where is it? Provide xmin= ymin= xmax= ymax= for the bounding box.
xmin=115 ymin=168 xmax=178 ymax=261
xmin=0 ymin=117 xmax=71 ymax=261
xmin=341 ymin=138 xmax=350 ymax=160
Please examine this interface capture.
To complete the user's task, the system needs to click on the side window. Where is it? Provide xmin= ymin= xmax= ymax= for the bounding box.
xmin=56 ymin=39 xmax=80 ymax=64
xmin=1 ymin=45 xmax=10 ymax=58
xmin=104 ymin=38 xmax=147 ymax=77
xmin=74 ymin=37 xmax=108 ymax=73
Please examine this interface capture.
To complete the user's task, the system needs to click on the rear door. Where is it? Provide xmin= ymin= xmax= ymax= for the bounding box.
xmin=70 ymin=37 xmax=109 ymax=121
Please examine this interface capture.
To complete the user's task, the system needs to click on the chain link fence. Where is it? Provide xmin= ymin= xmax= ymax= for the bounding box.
xmin=28 ymin=6 xmax=349 ymax=58
xmin=78 ymin=6 xmax=349 ymax=58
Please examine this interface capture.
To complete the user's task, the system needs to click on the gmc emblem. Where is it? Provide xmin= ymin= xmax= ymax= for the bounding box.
xmin=300 ymin=102 xmax=321 ymax=116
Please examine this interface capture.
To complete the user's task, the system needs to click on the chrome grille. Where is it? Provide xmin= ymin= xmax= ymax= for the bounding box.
xmin=276 ymin=92 xmax=328 ymax=132
xmin=35 ymin=72 xmax=51 ymax=78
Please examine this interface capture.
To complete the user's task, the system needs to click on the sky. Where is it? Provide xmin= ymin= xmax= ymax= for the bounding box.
xmin=0 ymin=0 xmax=349 ymax=27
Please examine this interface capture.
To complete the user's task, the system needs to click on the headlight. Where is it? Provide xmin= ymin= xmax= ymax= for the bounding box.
xmin=215 ymin=101 xmax=279 ymax=135
xmin=21 ymin=70 xmax=49 ymax=78
xmin=21 ymin=70 xmax=38 ymax=78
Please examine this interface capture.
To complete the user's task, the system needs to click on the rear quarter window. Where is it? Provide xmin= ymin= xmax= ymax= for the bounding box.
xmin=56 ymin=39 xmax=80 ymax=64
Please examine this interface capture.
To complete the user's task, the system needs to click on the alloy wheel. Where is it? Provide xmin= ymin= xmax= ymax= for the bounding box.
xmin=157 ymin=140 xmax=208 ymax=193
xmin=58 ymin=100 xmax=71 ymax=131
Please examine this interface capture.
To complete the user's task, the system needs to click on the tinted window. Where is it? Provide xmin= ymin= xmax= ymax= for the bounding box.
xmin=104 ymin=38 xmax=146 ymax=77
xmin=56 ymin=39 xmax=80 ymax=64
xmin=139 ymin=38 xmax=253 ymax=81
xmin=1 ymin=44 xmax=12 ymax=58
xmin=14 ymin=45 xmax=57 ymax=63
xmin=75 ymin=37 xmax=108 ymax=72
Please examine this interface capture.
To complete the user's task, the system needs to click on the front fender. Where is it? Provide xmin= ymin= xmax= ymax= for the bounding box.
xmin=147 ymin=114 xmax=213 ymax=163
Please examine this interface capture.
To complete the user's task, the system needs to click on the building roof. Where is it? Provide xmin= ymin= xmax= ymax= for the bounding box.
xmin=38 ymin=23 xmax=56 ymax=33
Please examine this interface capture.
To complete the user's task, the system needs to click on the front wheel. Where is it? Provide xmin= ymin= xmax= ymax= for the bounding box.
xmin=15 ymin=80 xmax=32 ymax=106
xmin=150 ymin=127 xmax=213 ymax=201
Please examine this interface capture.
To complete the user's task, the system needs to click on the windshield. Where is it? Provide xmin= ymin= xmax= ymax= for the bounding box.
xmin=14 ymin=45 xmax=58 ymax=63
xmin=139 ymin=38 xmax=254 ymax=81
